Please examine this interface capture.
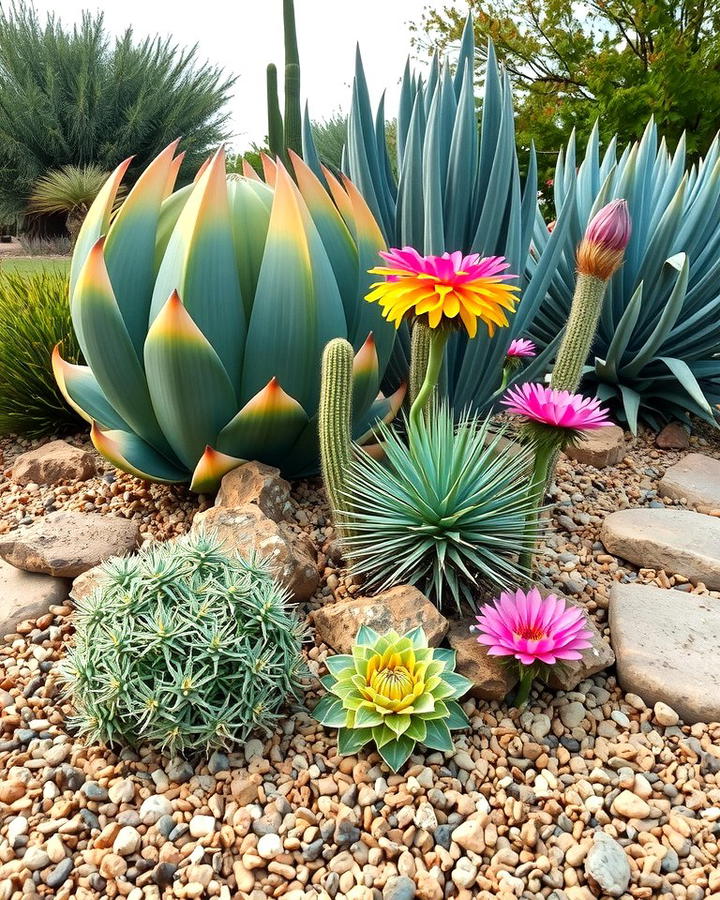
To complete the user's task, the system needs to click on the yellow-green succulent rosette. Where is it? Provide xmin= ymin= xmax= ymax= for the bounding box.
xmin=314 ymin=626 xmax=472 ymax=772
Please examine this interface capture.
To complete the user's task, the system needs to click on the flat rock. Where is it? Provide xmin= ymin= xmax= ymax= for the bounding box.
xmin=600 ymin=507 xmax=720 ymax=589
xmin=655 ymin=423 xmax=690 ymax=450
xmin=584 ymin=831 xmax=631 ymax=897
xmin=0 ymin=558 xmax=70 ymax=636
xmin=192 ymin=504 xmax=318 ymax=601
xmin=609 ymin=582 xmax=720 ymax=724
xmin=214 ymin=461 xmax=292 ymax=522
xmin=447 ymin=617 xmax=517 ymax=701
xmin=564 ymin=425 xmax=625 ymax=468
xmin=0 ymin=511 xmax=140 ymax=578
xmin=11 ymin=439 xmax=97 ymax=486
xmin=311 ymin=585 xmax=448 ymax=653
xmin=658 ymin=453 xmax=720 ymax=511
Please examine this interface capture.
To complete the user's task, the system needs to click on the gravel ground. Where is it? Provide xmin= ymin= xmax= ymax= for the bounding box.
xmin=1 ymin=427 xmax=719 ymax=900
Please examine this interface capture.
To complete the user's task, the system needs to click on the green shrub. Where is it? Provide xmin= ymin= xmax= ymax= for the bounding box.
xmin=339 ymin=404 xmax=541 ymax=611
xmin=0 ymin=269 xmax=82 ymax=436
xmin=60 ymin=532 xmax=308 ymax=755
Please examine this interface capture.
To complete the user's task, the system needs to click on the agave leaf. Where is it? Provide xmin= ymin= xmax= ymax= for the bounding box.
xmin=189 ymin=447 xmax=245 ymax=494
xmin=144 ymin=291 xmax=237 ymax=470
xmin=422 ymin=718 xmax=454 ymax=752
xmin=337 ymin=726 xmax=373 ymax=755
xmin=227 ymin=178 xmax=273 ymax=320
xmin=377 ymin=734 xmax=415 ymax=771
xmin=351 ymin=334 xmax=380 ymax=414
xmin=71 ymin=237 xmax=168 ymax=453
xmin=52 ymin=346 xmax=130 ymax=432
xmin=105 ymin=140 xmax=180 ymax=357
xmin=242 ymin=165 xmax=346 ymax=413
xmin=91 ymin=423 xmax=188 ymax=483
xmin=216 ymin=378 xmax=308 ymax=469
xmin=150 ymin=147 xmax=246 ymax=392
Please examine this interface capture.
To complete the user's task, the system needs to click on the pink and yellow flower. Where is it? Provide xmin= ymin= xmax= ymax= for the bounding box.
xmin=475 ymin=587 xmax=593 ymax=666
xmin=577 ymin=199 xmax=631 ymax=280
xmin=365 ymin=247 xmax=520 ymax=338
xmin=501 ymin=383 xmax=611 ymax=430
xmin=506 ymin=338 xmax=536 ymax=358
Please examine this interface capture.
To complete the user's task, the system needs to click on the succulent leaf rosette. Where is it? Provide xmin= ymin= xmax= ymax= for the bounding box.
xmin=53 ymin=142 xmax=401 ymax=492
xmin=314 ymin=626 xmax=472 ymax=772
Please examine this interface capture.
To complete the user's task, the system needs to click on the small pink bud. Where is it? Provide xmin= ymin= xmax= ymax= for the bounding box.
xmin=585 ymin=199 xmax=631 ymax=251
xmin=577 ymin=199 xmax=631 ymax=280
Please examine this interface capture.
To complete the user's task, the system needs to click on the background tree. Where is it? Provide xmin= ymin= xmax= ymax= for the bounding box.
xmin=413 ymin=0 xmax=720 ymax=176
xmin=0 ymin=1 xmax=234 ymax=221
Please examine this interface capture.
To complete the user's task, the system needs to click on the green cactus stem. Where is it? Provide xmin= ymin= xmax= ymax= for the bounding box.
xmin=266 ymin=63 xmax=284 ymax=161
xmin=409 ymin=321 xmax=431 ymax=407
xmin=319 ymin=338 xmax=353 ymax=534
xmin=551 ymin=274 xmax=608 ymax=393
xmin=283 ymin=0 xmax=302 ymax=156
xmin=409 ymin=327 xmax=449 ymax=439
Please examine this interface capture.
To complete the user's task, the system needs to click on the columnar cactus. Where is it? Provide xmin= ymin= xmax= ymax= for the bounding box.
xmin=319 ymin=338 xmax=353 ymax=530
xmin=551 ymin=200 xmax=631 ymax=392
xmin=266 ymin=0 xmax=302 ymax=163
xmin=409 ymin=321 xmax=431 ymax=407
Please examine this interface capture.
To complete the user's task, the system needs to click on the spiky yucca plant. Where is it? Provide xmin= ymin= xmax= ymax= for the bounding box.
xmin=27 ymin=165 xmax=123 ymax=244
xmin=314 ymin=626 xmax=471 ymax=772
xmin=60 ymin=531 xmax=308 ymax=755
xmin=339 ymin=404 xmax=540 ymax=610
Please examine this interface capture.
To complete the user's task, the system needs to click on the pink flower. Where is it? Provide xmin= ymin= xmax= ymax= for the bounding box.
xmin=578 ymin=199 xmax=631 ymax=279
xmin=501 ymin=383 xmax=611 ymax=430
xmin=475 ymin=588 xmax=593 ymax=666
xmin=506 ymin=338 xmax=536 ymax=358
xmin=586 ymin=199 xmax=631 ymax=251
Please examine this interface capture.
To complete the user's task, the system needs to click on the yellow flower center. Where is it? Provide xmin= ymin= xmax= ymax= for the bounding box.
xmin=369 ymin=665 xmax=414 ymax=701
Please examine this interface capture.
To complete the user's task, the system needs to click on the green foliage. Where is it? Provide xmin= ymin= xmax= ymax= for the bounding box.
xmin=340 ymin=404 xmax=541 ymax=611
xmin=343 ymin=17 xmax=568 ymax=409
xmin=27 ymin=165 xmax=123 ymax=243
xmin=0 ymin=1 xmax=234 ymax=219
xmin=0 ymin=269 xmax=82 ymax=437
xmin=319 ymin=339 xmax=353 ymax=533
xmin=310 ymin=112 xmax=347 ymax=170
xmin=414 ymin=0 xmax=720 ymax=180
xmin=60 ymin=531 xmax=308 ymax=755
xmin=531 ymin=122 xmax=720 ymax=430
xmin=56 ymin=146 xmax=398 ymax=491
xmin=314 ymin=626 xmax=471 ymax=772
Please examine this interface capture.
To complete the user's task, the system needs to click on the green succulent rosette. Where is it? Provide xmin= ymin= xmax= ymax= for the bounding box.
xmin=314 ymin=626 xmax=472 ymax=772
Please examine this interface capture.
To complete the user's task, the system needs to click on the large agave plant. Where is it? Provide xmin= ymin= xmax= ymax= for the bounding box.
xmin=342 ymin=16 xmax=571 ymax=407
xmin=531 ymin=120 xmax=720 ymax=430
xmin=53 ymin=142 xmax=401 ymax=491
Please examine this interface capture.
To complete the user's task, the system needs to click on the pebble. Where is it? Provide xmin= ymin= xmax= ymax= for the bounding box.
xmin=188 ymin=815 xmax=216 ymax=838
xmin=584 ymin=831 xmax=631 ymax=897
xmin=560 ymin=701 xmax=586 ymax=728
xmin=383 ymin=875 xmax=416 ymax=899
xmin=654 ymin=700 xmax=680 ymax=726
xmin=44 ymin=857 xmax=74 ymax=889
xmin=113 ymin=825 xmax=141 ymax=855
xmin=22 ymin=846 xmax=50 ymax=871
xmin=138 ymin=794 xmax=173 ymax=824
xmin=611 ymin=790 xmax=652 ymax=819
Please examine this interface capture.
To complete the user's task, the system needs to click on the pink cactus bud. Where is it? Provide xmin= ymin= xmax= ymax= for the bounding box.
xmin=586 ymin=199 xmax=631 ymax=251
xmin=577 ymin=199 xmax=631 ymax=280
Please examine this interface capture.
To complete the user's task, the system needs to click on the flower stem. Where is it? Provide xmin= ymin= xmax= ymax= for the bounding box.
xmin=408 ymin=328 xmax=449 ymax=433
xmin=519 ymin=439 xmax=559 ymax=576
xmin=514 ymin=666 xmax=534 ymax=707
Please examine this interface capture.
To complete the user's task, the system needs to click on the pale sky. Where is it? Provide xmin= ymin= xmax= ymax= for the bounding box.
xmin=36 ymin=0 xmax=463 ymax=150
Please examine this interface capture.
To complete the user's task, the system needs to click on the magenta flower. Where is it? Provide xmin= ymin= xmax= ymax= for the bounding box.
xmin=501 ymin=383 xmax=611 ymax=430
xmin=586 ymin=199 xmax=631 ymax=251
xmin=475 ymin=588 xmax=593 ymax=667
xmin=506 ymin=338 xmax=536 ymax=358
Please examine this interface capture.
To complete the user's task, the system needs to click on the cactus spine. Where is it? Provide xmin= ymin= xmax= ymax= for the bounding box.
xmin=319 ymin=339 xmax=353 ymax=534
xmin=551 ymin=274 xmax=608 ymax=392
xmin=266 ymin=0 xmax=302 ymax=163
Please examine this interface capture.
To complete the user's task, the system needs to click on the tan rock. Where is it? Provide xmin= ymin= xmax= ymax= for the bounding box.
xmin=658 ymin=453 xmax=720 ymax=511
xmin=0 ymin=511 xmax=140 ymax=578
xmin=611 ymin=789 xmax=652 ymax=819
xmin=655 ymin=423 xmax=690 ymax=450
xmin=11 ymin=440 xmax=97 ymax=486
xmin=564 ymin=425 xmax=625 ymax=468
xmin=446 ymin=616 xmax=517 ymax=701
xmin=601 ymin=507 xmax=720 ymax=589
xmin=546 ymin=596 xmax=615 ymax=691
xmin=69 ymin=565 xmax=105 ymax=605
xmin=215 ymin=461 xmax=292 ymax=522
xmin=609 ymin=582 xmax=720 ymax=724
xmin=451 ymin=815 xmax=487 ymax=853
xmin=192 ymin=504 xmax=318 ymax=601
xmin=0 ymin=780 xmax=25 ymax=804
xmin=0 ymin=558 xmax=70 ymax=636
xmin=311 ymin=585 xmax=448 ymax=653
